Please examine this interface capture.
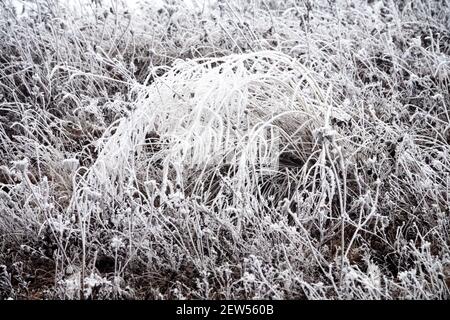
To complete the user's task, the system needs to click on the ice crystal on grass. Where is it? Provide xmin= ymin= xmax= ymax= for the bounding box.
xmin=0 ymin=0 xmax=449 ymax=300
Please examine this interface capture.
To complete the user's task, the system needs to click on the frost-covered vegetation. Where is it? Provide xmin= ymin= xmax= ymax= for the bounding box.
xmin=0 ymin=0 xmax=449 ymax=300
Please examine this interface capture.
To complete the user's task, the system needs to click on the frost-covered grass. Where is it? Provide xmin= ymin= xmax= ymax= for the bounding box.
xmin=0 ymin=0 xmax=449 ymax=299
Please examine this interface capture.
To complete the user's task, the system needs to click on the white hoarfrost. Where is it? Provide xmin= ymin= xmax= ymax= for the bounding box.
xmin=71 ymin=51 xmax=328 ymax=216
